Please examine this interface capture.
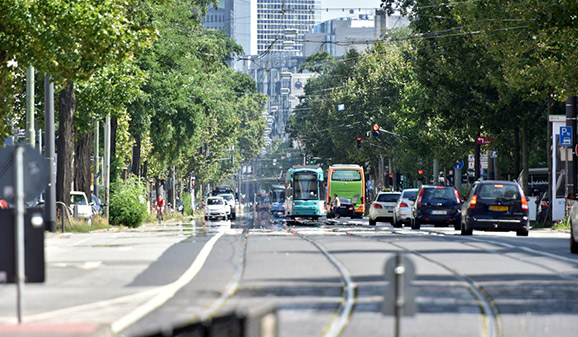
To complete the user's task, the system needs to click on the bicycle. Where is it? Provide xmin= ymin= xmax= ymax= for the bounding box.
xmin=157 ymin=207 xmax=163 ymax=224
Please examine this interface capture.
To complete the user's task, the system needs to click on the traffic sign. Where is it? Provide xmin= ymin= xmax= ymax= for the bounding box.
xmin=560 ymin=126 xmax=573 ymax=146
xmin=453 ymin=161 xmax=464 ymax=170
xmin=0 ymin=145 xmax=50 ymax=202
xmin=476 ymin=136 xmax=492 ymax=145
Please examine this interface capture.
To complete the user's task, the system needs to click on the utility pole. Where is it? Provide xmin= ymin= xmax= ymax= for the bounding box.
xmin=25 ymin=66 xmax=35 ymax=148
xmin=104 ymin=115 xmax=111 ymax=221
xmin=567 ymin=95 xmax=577 ymax=196
xmin=43 ymin=75 xmax=56 ymax=232
xmin=433 ymin=159 xmax=439 ymax=185
xmin=94 ymin=120 xmax=99 ymax=199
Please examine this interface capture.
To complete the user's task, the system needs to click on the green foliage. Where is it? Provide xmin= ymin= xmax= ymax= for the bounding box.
xmin=182 ymin=192 xmax=192 ymax=216
xmin=109 ymin=177 xmax=147 ymax=228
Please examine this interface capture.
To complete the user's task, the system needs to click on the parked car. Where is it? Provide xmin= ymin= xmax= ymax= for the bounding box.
xmin=204 ymin=196 xmax=229 ymax=221
xmin=569 ymin=196 xmax=578 ymax=253
xmin=334 ymin=198 xmax=356 ymax=218
xmin=392 ymin=188 xmax=419 ymax=228
xmin=460 ymin=180 xmax=530 ymax=236
xmin=369 ymin=192 xmax=401 ymax=226
xmin=70 ymin=191 xmax=93 ymax=220
xmin=412 ymin=186 xmax=461 ymax=230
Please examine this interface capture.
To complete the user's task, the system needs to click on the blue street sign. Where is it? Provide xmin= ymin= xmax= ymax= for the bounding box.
xmin=453 ymin=161 xmax=464 ymax=170
xmin=560 ymin=126 xmax=573 ymax=146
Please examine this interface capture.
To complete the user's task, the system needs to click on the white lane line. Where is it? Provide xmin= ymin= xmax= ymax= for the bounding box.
xmin=111 ymin=227 xmax=226 ymax=333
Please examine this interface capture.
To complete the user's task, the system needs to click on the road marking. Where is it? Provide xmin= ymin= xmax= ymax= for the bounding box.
xmin=111 ymin=227 xmax=226 ymax=333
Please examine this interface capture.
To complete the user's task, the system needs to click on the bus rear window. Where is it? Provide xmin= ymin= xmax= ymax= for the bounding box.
xmin=331 ymin=169 xmax=361 ymax=181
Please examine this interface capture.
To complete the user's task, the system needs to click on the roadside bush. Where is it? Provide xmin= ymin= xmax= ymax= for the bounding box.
xmin=109 ymin=177 xmax=147 ymax=228
xmin=182 ymin=192 xmax=193 ymax=216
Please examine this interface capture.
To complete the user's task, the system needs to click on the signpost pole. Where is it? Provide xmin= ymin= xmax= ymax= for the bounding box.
xmin=394 ymin=253 xmax=404 ymax=337
xmin=14 ymin=146 xmax=25 ymax=323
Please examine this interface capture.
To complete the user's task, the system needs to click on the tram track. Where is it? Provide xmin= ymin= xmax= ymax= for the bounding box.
xmin=289 ymin=229 xmax=357 ymax=337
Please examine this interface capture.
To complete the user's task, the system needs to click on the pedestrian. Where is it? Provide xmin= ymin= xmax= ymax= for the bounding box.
xmin=332 ymin=193 xmax=341 ymax=218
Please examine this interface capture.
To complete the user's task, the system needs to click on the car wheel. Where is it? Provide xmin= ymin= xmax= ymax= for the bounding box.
xmin=454 ymin=222 xmax=460 ymax=230
xmin=392 ymin=216 xmax=401 ymax=228
xmin=411 ymin=219 xmax=421 ymax=230
xmin=516 ymin=228 xmax=529 ymax=237
xmin=460 ymin=220 xmax=472 ymax=235
xmin=369 ymin=218 xmax=376 ymax=226
xmin=571 ymin=223 xmax=578 ymax=254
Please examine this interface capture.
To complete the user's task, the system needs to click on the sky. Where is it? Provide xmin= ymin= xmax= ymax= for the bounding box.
xmin=319 ymin=0 xmax=383 ymax=22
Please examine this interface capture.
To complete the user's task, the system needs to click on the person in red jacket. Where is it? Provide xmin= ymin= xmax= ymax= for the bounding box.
xmin=156 ymin=195 xmax=165 ymax=220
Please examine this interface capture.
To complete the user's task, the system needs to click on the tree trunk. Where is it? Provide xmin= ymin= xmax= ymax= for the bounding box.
xmin=74 ymin=130 xmax=93 ymax=199
xmin=56 ymin=81 xmax=76 ymax=208
xmin=131 ymin=133 xmax=141 ymax=177
xmin=474 ymin=136 xmax=481 ymax=180
xmin=514 ymin=126 xmax=520 ymax=178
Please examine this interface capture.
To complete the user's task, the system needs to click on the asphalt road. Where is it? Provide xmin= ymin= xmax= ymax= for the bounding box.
xmin=1 ymin=210 xmax=577 ymax=337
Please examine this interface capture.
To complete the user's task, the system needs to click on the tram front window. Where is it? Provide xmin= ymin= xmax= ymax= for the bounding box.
xmin=294 ymin=173 xmax=318 ymax=200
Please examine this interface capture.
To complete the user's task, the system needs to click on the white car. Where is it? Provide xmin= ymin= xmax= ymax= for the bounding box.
xmin=218 ymin=193 xmax=237 ymax=220
xmin=204 ymin=196 xmax=230 ymax=221
xmin=70 ymin=191 xmax=93 ymax=220
xmin=392 ymin=188 xmax=419 ymax=228
xmin=368 ymin=192 xmax=401 ymax=226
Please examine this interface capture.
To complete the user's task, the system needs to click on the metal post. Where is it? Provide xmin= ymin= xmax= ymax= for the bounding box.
xmin=394 ymin=253 xmax=405 ymax=337
xmin=14 ymin=146 xmax=25 ymax=323
xmin=26 ymin=66 xmax=35 ymax=148
xmin=433 ymin=159 xmax=439 ymax=185
xmin=94 ymin=120 xmax=99 ymax=199
xmin=43 ymin=75 xmax=56 ymax=232
xmin=104 ymin=116 xmax=111 ymax=221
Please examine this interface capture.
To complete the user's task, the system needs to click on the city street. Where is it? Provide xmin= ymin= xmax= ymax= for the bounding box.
xmin=1 ymin=210 xmax=577 ymax=337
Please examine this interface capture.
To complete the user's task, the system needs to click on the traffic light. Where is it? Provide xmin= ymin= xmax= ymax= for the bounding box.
xmin=372 ymin=124 xmax=380 ymax=137
xmin=356 ymin=137 xmax=362 ymax=148
xmin=388 ymin=173 xmax=393 ymax=186
xmin=418 ymin=169 xmax=423 ymax=175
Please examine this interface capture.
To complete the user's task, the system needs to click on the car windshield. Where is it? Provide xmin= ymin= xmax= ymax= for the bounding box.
xmin=377 ymin=193 xmax=400 ymax=202
xmin=221 ymin=195 xmax=233 ymax=201
xmin=422 ymin=188 xmax=455 ymax=201
xmin=71 ymin=194 xmax=87 ymax=205
xmin=207 ymin=199 xmax=223 ymax=205
xmin=478 ymin=184 xmax=520 ymax=201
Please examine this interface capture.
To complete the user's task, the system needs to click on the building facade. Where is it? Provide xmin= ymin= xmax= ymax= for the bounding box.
xmin=257 ymin=0 xmax=321 ymax=56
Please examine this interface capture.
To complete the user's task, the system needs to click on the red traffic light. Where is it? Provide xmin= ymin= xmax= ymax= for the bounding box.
xmin=418 ymin=169 xmax=423 ymax=175
xmin=372 ymin=124 xmax=379 ymax=132
xmin=388 ymin=174 xmax=393 ymax=178
xmin=356 ymin=137 xmax=361 ymax=141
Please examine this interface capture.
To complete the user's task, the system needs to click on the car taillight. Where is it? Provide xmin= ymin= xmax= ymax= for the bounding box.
xmin=399 ymin=202 xmax=409 ymax=208
xmin=521 ymin=196 xmax=529 ymax=211
xmin=373 ymin=203 xmax=383 ymax=209
xmin=454 ymin=188 xmax=460 ymax=203
xmin=416 ymin=189 xmax=425 ymax=205
xmin=469 ymin=195 xmax=478 ymax=209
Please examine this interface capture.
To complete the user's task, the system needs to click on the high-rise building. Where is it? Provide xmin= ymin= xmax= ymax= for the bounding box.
xmin=257 ymin=0 xmax=321 ymax=56
xmin=202 ymin=0 xmax=257 ymax=56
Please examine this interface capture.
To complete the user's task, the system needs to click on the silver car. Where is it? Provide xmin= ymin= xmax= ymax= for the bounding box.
xmin=392 ymin=188 xmax=418 ymax=228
